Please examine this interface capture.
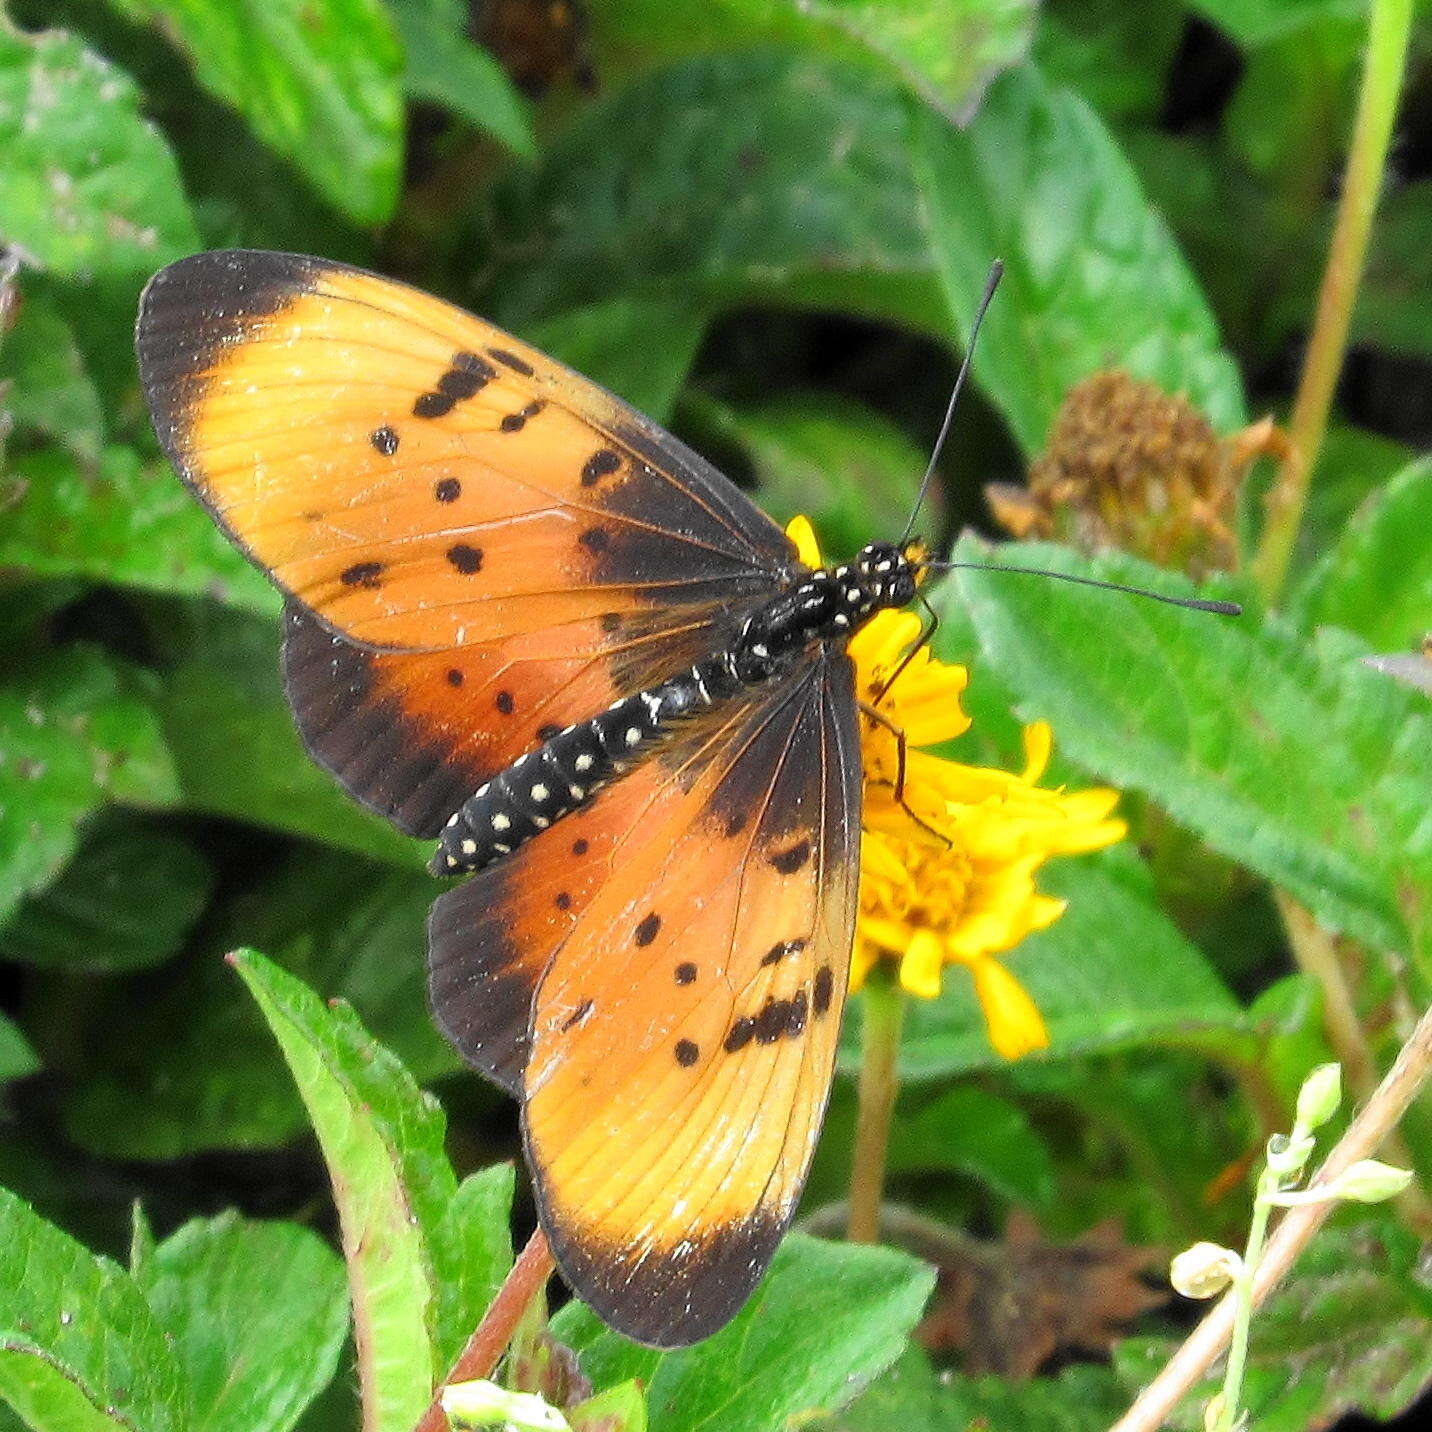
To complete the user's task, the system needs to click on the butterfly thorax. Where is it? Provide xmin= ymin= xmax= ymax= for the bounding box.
xmin=431 ymin=542 xmax=918 ymax=877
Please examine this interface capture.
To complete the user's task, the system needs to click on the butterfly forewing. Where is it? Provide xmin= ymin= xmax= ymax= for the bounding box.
xmin=136 ymin=249 xmax=792 ymax=652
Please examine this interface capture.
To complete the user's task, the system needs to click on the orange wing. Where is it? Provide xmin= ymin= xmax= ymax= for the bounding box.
xmin=429 ymin=655 xmax=861 ymax=1344
xmin=136 ymin=250 xmax=795 ymax=834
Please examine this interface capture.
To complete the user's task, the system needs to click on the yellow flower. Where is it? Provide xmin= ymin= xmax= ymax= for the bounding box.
xmin=785 ymin=516 xmax=1126 ymax=1060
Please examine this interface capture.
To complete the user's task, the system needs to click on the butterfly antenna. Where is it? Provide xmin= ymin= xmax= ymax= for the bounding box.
xmin=899 ymin=259 xmax=1005 ymax=546
xmin=923 ymin=561 xmax=1242 ymax=616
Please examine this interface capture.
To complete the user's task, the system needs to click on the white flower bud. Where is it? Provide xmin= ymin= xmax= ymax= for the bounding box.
xmin=442 ymin=1380 xmax=571 ymax=1431
xmin=1325 ymin=1160 xmax=1414 ymax=1204
xmin=1170 ymin=1241 xmax=1244 ymax=1299
xmin=1294 ymin=1063 xmax=1341 ymax=1132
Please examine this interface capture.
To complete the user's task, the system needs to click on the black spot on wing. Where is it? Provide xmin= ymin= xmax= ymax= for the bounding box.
xmin=761 ymin=938 xmax=806 ymax=966
xmin=813 ymin=965 xmax=835 ymax=1016
xmin=674 ymin=961 xmax=697 ymax=984
xmin=768 ymin=838 xmax=811 ymax=875
xmin=446 ymin=543 xmax=483 ymax=574
xmin=500 ymin=400 xmax=544 ymax=432
xmin=674 ymin=1038 xmax=699 ymax=1067
xmin=340 ymin=560 xmax=384 ymax=589
xmin=414 ymin=350 xmax=496 ymax=418
xmin=581 ymin=449 xmax=622 ymax=487
xmin=489 ymin=347 xmax=535 ymax=377
xmin=434 ymin=476 xmax=461 ymax=502
xmin=371 ymin=425 xmax=399 ymax=455
xmin=634 ymin=912 xmax=661 ymax=946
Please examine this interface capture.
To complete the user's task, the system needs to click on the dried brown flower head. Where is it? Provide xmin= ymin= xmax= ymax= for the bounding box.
xmin=988 ymin=371 xmax=1281 ymax=577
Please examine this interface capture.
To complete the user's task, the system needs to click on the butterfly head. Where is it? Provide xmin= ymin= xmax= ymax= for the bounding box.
xmin=853 ymin=540 xmax=922 ymax=610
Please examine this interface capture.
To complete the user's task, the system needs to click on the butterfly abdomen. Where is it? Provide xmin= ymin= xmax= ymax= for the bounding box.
xmin=431 ymin=656 xmax=743 ymax=876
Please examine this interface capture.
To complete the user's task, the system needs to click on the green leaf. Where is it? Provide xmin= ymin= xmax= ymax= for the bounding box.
xmin=145 ymin=600 xmax=423 ymax=866
xmin=888 ymin=1086 xmax=1055 ymax=1208
xmin=842 ymin=849 xmax=1245 ymax=1081
xmin=525 ymin=298 xmax=707 ymax=424
xmin=1188 ymin=0 xmax=1367 ymax=47
xmin=0 ymin=1185 xmax=187 ymax=1432
xmin=1116 ymin=1214 xmax=1432 ymax=1430
xmin=487 ymin=50 xmax=938 ymax=333
xmin=568 ymin=1381 xmax=647 ymax=1432
xmin=1032 ymin=0 xmax=1185 ymax=125
xmin=949 ymin=541 xmax=1432 ymax=964
xmin=0 ymin=1016 xmax=37 ymax=1085
xmin=684 ymin=393 xmax=925 ymax=562
xmin=0 ymin=288 xmax=104 ymax=463
xmin=232 ymin=950 xmax=455 ymax=1432
xmin=0 ymin=447 xmax=275 ymax=613
xmin=824 ymin=1345 xmax=1129 ymax=1431
xmin=61 ymin=848 xmax=455 ymax=1158
xmin=789 ymin=0 xmax=1036 ymax=120
xmin=0 ymin=649 xmax=177 ymax=926
xmin=0 ymin=812 xmax=212 ymax=971
xmin=390 ymin=0 xmax=535 ymax=158
xmin=0 ymin=22 xmax=199 ymax=278
xmin=1300 ymin=424 xmax=1416 ymax=563
xmin=1291 ymin=458 xmax=1432 ymax=652
xmin=552 ymin=1234 xmax=934 ymax=1431
xmin=587 ymin=1 xmax=1035 ymax=120
xmin=914 ymin=66 xmax=1246 ymax=455
xmin=429 ymin=1165 xmax=515 ymax=1370
xmin=135 ymin=1213 xmax=349 ymax=1432
xmin=113 ymin=1 xmax=405 ymax=225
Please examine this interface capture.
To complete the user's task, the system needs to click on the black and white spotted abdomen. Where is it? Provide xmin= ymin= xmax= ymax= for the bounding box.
xmin=429 ymin=655 xmax=742 ymax=876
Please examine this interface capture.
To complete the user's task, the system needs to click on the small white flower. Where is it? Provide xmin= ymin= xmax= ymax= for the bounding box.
xmin=1170 ymin=1241 xmax=1244 ymax=1299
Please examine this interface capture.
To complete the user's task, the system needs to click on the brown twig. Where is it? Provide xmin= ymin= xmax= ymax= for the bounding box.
xmin=413 ymin=1227 xmax=557 ymax=1432
xmin=1107 ymin=1002 xmax=1432 ymax=1432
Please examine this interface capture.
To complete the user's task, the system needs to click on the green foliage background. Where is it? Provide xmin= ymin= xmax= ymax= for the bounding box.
xmin=1 ymin=2 xmax=1429 ymax=1430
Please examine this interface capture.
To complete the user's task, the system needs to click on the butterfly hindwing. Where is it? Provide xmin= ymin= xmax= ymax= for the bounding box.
xmin=282 ymin=600 xmax=732 ymax=837
xmin=515 ymin=655 xmax=860 ymax=1346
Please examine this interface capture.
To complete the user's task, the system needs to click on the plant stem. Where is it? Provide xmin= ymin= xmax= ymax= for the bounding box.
xmin=847 ymin=968 xmax=906 ymax=1243
xmin=1249 ymin=0 xmax=1414 ymax=602
xmin=1211 ymin=1164 xmax=1277 ymax=1432
xmin=1107 ymin=1002 xmax=1432 ymax=1432
xmin=413 ymin=1227 xmax=556 ymax=1432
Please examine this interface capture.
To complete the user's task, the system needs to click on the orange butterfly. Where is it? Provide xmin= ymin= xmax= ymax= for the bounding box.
xmin=135 ymin=252 xmax=1020 ymax=1347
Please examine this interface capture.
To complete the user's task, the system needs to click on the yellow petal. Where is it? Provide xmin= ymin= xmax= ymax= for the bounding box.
xmin=898 ymin=929 xmax=947 ymax=1000
xmin=1021 ymin=721 xmax=1053 ymax=782
xmin=784 ymin=513 xmax=823 ymax=568
xmin=970 ymin=957 xmax=1050 ymax=1059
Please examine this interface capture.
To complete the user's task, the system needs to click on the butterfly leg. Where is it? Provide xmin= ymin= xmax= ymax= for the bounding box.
xmin=871 ymin=595 xmax=940 ymax=707
xmin=857 ymin=699 xmax=951 ymax=847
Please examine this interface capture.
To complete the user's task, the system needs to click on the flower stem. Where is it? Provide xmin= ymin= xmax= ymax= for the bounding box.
xmin=1250 ymin=0 xmax=1414 ymax=602
xmin=847 ymin=967 xmax=906 ymax=1243
xmin=413 ymin=1227 xmax=556 ymax=1432
xmin=1107 ymin=1003 xmax=1432 ymax=1432
xmin=1211 ymin=1163 xmax=1277 ymax=1432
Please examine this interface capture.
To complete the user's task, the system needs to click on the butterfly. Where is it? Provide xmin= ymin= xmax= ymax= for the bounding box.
xmin=137 ymin=250 xmax=1234 ymax=1348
